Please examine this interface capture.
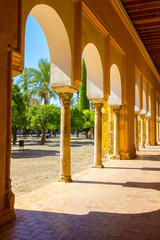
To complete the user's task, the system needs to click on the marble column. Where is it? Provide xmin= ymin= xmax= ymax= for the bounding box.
xmin=92 ymin=103 xmax=104 ymax=168
xmin=59 ymin=92 xmax=73 ymax=182
xmin=140 ymin=115 xmax=145 ymax=148
xmin=146 ymin=117 xmax=150 ymax=146
xmin=134 ymin=114 xmax=139 ymax=151
xmin=112 ymin=106 xmax=121 ymax=159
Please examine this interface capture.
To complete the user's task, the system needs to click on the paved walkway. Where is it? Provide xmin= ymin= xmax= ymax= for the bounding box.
xmin=1 ymin=146 xmax=160 ymax=240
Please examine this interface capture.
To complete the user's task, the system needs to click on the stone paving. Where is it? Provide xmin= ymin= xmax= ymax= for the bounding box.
xmin=1 ymin=146 xmax=160 ymax=239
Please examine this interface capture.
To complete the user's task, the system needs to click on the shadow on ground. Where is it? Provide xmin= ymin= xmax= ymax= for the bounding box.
xmin=11 ymin=149 xmax=60 ymax=159
xmin=0 ymin=208 xmax=160 ymax=240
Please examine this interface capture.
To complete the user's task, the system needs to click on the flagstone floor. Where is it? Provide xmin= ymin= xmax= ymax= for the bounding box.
xmin=1 ymin=146 xmax=160 ymax=240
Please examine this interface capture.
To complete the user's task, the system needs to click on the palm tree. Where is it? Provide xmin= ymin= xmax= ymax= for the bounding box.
xmin=28 ymin=58 xmax=58 ymax=104
xmin=17 ymin=68 xmax=32 ymax=105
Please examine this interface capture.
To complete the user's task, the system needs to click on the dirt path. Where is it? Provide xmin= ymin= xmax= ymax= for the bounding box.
xmin=11 ymin=134 xmax=96 ymax=197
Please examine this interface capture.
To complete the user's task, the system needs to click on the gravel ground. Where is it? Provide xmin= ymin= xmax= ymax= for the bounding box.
xmin=11 ymin=134 xmax=96 ymax=197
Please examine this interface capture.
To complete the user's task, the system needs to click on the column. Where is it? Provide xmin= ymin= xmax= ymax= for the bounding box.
xmin=140 ymin=115 xmax=145 ymax=148
xmin=59 ymin=92 xmax=73 ymax=182
xmin=112 ymin=106 xmax=121 ymax=159
xmin=134 ymin=114 xmax=139 ymax=151
xmin=92 ymin=103 xmax=104 ymax=168
xmin=146 ymin=117 xmax=150 ymax=146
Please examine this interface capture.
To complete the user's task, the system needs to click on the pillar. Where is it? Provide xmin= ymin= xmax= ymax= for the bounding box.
xmin=146 ymin=117 xmax=150 ymax=146
xmin=134 ymin=114 xmax=139 ymax=151
xmin=112 ymin=106 xmax=121 ymax=159
xmin=92 ymin=103 xmax=104 ymax=168
xmin=140 ymin=115 xmax=145 ymax=148
xmin=59 ymin=92 xmax=73 ymax=182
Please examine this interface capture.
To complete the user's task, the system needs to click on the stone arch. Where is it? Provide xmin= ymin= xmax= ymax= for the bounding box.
xmin=30 ymin=4 xmax=72 ymax=86
xmin=82 ymin=43 xmax=104 ymax=100
xmin=23 ymin=3 xmax=72 ymax=87
xmin=109 ymin=64 xmax=122 ymax=106
xmin=135 ymin=72 xmax=140 ymax=112
xmin=148 ymin=87 xmax=152 ymax=115
xmin=142 ymin=80 xmax=147 ymax=114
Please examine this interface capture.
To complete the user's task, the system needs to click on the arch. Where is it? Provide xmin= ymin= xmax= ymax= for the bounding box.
xmin=135 ymin=84 xmax=140 ymax=112
xmin=142 ymin=81 xmax=147 ymax=113
xmin=148 ymin=87 xmax=152 ymax=115
xmin=109 ymin=64 xmax=122 ymax=106
xmin=135 ymin=71 xmax=140 ymax=112
xmin=29 ymin=4 xmax=72 ymax=87
xmin=82 ymin=43 xmax=104 ymax=99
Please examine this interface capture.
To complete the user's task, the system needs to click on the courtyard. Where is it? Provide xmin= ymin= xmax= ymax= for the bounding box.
xmin=11 ymin=134 xmax=96 ymax=197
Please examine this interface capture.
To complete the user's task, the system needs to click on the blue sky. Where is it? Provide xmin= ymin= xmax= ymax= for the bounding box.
xmin=14 ymin=14 xmax=61 ymax=105
xmin=25 ymin=14 xmax=50 ymax=68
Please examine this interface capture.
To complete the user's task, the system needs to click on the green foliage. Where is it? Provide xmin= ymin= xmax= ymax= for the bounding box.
xmin=21 ymin=59 xmax=58 ymax=105
xmin=12 ymin=84 xmax=28 ymax=129
xmin=28 ymin=104 xmax=60 ymax=131
xmin=80 ymin=59 xmax=90 ymax=111
xmin=17 ymin=68 xmax=32 ymax=105
xmin=71 ymin=108 xmax=85 ymax=131
xmin=83 ymin=109 xmax=95 ymax=130
xmin=28 ymin=104 xmax=60 ymax=144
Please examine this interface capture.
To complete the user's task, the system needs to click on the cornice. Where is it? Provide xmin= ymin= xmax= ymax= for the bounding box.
xmin=111 ymin=0 xmax=160 ymax=83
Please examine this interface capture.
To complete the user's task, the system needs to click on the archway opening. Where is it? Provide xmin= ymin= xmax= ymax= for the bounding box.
xmin=109 ymin=64 xmax=122 ymax=106
xmin=11 ymin=4 xmax=73 ymax=198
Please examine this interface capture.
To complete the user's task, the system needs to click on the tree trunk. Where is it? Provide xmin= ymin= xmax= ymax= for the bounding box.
xmin=44 ymin=96 xmax=48 ymax=105
xmin=41 ymin=127 xmax=46 ymax=145
xmin=23 ymin=127 xmax=27 ymax=138
xmin=85 ymin=130 xmax=88 ymax=139
xmin=37 ymin=130 xmax=41 ymax=138
xmin=13 ymin=127 xmax=17 ymax=145
xmin=77 ymin=129 xmax=79 ymax=138
xmin=93 ymin=128 xmax=94 ymax=140
xmin=52 ymin=130 xmax=56 ymax=137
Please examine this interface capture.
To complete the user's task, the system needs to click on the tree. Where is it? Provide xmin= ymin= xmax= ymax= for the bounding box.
xmin=83 ymin=109 xmax=95 ymax=139
xmin=27 ymin=58 xmax=58 ymax=104
xmin=71 ymin=108 xmax=85 ymax=137
xmin=28 ymin=104 xmax=60 ymax=145
xmin=17 ymin=68 xmax=32 ymax=105
xmin=80 ymin=59 xmax=90 ymax=111
xmin=48 ymin=108 xmax=61 ymax=137
xmin=12 ymin=84 xmax=28 ymax=145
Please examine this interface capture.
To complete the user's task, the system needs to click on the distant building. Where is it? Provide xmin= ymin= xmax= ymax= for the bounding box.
xmin=29 ymin=98 xmax=39 ymax=107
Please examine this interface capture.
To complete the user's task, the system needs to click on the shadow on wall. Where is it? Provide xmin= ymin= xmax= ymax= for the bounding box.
xmin=1 ymin=208 xmax=160 ymax=239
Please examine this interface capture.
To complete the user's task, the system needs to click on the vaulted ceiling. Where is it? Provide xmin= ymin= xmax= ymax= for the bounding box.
xmin=121 ymin=0 xmax=160 ymax=74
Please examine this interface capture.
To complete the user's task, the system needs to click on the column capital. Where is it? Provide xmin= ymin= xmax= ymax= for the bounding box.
xmin=112 ymin=105 xmax=122 ymax=114
xmin=94 ymin=103 xmax=104 ymax=112
xmin=134 ymin=113 xmax=138 ymax=118
xmin=59 ymin=92 xmax=73 ymax=105
xmin=140 ymin=114 xmax=146 ymax=119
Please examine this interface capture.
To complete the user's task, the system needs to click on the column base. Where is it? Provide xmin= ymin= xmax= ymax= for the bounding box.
xmin=139 ymin=145 xmax=145 ymax=148
xmin=92 ymin=164 xmax=104 ymax=168
xmin=0 ymin=209 xmax=16 ymax=227
xmin=59 ymin=175 xmax=72 ymax=183
xmin=112 ymin=154 xmax=121 ymax=160
xmin=145 ymin=143 xmax=150 ymax=146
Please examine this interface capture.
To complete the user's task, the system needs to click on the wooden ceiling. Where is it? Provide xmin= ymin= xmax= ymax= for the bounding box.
xmin=121 ymin=0 xmax=160 ymax=74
